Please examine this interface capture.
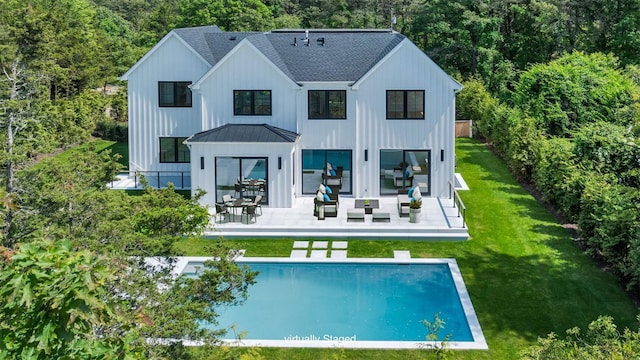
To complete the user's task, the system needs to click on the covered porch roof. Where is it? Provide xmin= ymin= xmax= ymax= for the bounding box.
xmin=186 ymin=123 xmax=299 ymax=143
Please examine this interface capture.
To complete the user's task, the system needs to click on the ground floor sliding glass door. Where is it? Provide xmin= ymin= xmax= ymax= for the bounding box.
xmin=302 ymin=150 xmax=352 ymax=194
xmin=379 ymin=150 xmax=430 ymax=195
xmin=215 ymin=157 xmax=268 ymax=203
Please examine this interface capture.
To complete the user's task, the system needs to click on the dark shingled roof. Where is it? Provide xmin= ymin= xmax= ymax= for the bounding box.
xmin=187 ymin=124 xmax=299 ymax=143
xmin=173 ymin=28 xmax=405 ymax=83
xmin=173 ymin=26 xmax=224 ymax=65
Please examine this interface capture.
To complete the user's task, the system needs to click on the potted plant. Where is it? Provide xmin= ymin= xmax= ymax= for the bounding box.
xmin=409 ymin=198 xmax=422 ymax=223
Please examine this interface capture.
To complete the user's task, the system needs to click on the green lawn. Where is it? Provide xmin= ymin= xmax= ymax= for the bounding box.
xmin=177 ymin=138 xmax=638 ymax=359
xmin=32 ymin=139 xmax=129 ymax=169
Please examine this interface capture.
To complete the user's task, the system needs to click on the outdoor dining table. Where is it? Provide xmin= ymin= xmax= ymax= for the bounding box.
xmin=241 ymin=179 xmax=265 ymax=196
xmin=225 ymin=198 xmax=253 ymax=221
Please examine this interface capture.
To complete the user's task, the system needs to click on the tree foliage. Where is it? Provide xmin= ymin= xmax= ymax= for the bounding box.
xmin=521 ymin=316 xmax=640 ymax=359
xmin=0 ymin=240 xmax=142 ymax=359
xmin=514 ymin=52 xmax=639 ymax=137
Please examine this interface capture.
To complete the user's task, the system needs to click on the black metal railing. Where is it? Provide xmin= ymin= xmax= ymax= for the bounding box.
xmin=109 ymin=171 xmax=191 ymax=189
xmin=448 ymin=179 xmax=467 ymax=228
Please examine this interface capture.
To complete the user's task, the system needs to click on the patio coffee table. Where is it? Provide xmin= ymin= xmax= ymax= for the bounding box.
xmin=355 ymin=199 xmax=379 ymax=214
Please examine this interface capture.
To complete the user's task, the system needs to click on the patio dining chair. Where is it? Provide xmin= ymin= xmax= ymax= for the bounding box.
xmin=222 ymin=194 xmax=233 ymax=203
xmin=215 ymin=203 xmax=229 ymax=224
xmin=242 ymin=205 xmax=257 ymax=224
xmin=253 ymin=195 xmax=263 ymax=215
xmin=234 ymin=183 xmax=244 ymax=197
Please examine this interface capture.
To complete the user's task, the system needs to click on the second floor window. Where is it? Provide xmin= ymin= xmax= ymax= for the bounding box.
xmin=386 ymin=90 xmax=425 ymax=119
xmin=159 ymin=82 xmax=192 ymax=107
xmin=234 ymin=90 xmax=272 ymax=115
xmin=160 ymin=137 xmax=190 ymax=163
xmin=308 ymin=90 xmax=346 ymax=119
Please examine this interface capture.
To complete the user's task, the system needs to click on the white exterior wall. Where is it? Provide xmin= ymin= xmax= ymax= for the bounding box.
xmin=197 ymin=44 xmax=299 ymax=133
xmin=126 ymin=32 xmax=458 ymax=208
xmin=351 ymin=40 xmax=457 ymax=198
xmin=189 ymin=142 xmax=296 ymax=208
xmin=126 ymin=35 xmax=210 ymax=172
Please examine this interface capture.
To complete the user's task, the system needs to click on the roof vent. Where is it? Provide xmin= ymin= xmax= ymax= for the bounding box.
xmin=317 ymin=37 xmax=325 ymax=46
xmin=229 ymin=36 xmax=236 ymax=40
xmin=293 ymin=37 xmax=297 ymax=46
xmin=302 ymin=30 xmax=310 ymax=46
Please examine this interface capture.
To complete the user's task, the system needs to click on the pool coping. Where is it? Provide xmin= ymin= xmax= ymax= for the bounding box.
xmin=175 ymin=256 xmax=488 ymax=350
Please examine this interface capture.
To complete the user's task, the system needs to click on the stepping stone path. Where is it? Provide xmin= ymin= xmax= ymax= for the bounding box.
xmin=290 ymin=241 xmax=349 ymax=258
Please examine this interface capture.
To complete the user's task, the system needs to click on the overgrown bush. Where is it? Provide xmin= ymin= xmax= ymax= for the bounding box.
xmin=573 ymin=121 xmax=640 ymax=180
xmin=514 ymin=52 xmax=639 ymax=137
xmin=95 ymin=119 xmax=128 ymax=142
xmin=457 ymin=77 xmax=498 ymax=138
xmin=532 ymin=138 xmax=583 ymax=220
xmin=506 ymin=114 xmax=544 ymax=182
xmin=521 ymin=315 xmax=640 ymax=359
xmin=579 ymin=177 xmax=640 ymax=291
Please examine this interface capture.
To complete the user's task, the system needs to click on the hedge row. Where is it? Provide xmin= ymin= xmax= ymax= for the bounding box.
xmin=95 ymin=120 xmax=128 ymax=143
xmin=461 ymin=53 xmax=640 ymax=294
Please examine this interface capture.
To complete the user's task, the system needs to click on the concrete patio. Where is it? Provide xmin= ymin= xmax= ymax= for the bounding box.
xmin=109 ymin=172 xmax=470 ymax=241
xmin=206 ymin=196 xmax=468 ymax=241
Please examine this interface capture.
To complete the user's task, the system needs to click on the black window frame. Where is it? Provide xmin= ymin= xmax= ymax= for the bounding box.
xmin=159 ymin=137 xmax=190 ymax=163
xmin=386 ymin=90 xmax=425 ymax=119
xmin=233 ymin=90 xmax=272 ymax=115
xmin=308 ymin=90 xmax=347 ymax=119
xmin=158 ymin=81 xmax=192 ymax=107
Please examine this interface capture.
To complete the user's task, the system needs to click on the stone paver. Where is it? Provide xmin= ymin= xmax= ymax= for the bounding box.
xmin=293 ymin=241 xmax=309 ymax=248
xmin=332 ymin=241 xmax=348 ymax=249
xmin=393 ymin=250 xmax=411 ymax=259
xmin=310 ymin=250 xmax=328 ymax=258
xmin=290 ymin=250 xmax=308 ymax=258
xmin=312 ymin=241 xmax=329 ymax=249
xmin=331 ymin=250 xmax=347 ymax=259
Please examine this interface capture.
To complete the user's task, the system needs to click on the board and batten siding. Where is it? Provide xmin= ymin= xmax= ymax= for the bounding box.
xmin=352 ymin=39 xmax=458 ymax=198
xmin=127 ymin=35 xmax=209 ymax=173
xmin=189 ymin=142 xmax=296 ymax=208
xmin=296 ymin=83 xmax=357 ymax=151
xmin=197 ymin=44 xmax=299 ymax=133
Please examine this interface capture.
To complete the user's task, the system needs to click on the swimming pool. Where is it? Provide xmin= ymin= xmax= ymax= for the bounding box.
xmin=179 ymin=257 xmax=487 ymax=349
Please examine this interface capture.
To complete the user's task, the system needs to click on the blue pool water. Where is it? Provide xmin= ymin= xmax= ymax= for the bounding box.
xmin=191 ymin=262 xmax=474 ymax=342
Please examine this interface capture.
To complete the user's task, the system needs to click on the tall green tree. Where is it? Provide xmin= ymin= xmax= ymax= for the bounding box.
xmin=178 ymin=0 xmax=274 ymax=31
xmin=514 ymin=52 xmax=640 ymax=137
xmin=408 ymin=0 xmax=502 ymax=78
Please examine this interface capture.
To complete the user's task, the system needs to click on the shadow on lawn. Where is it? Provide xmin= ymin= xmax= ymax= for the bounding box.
xmin=102 ymin=142 xmax=129 ymax=169
xmin=456 ymin=240 xmax=637 ymax=344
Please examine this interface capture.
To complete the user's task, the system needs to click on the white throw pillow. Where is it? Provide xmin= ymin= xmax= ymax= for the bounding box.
xmin=413 ymin=187 xmax=422 ymax=200
xmin=318 ymin=184 xmax=326 ymax=194
xmin=316 ymin=191 xmax=324 ymax=201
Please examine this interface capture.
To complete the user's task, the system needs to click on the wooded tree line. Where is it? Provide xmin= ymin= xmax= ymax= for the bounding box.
xmin=1 ymin=0 xmax=640 ymax=358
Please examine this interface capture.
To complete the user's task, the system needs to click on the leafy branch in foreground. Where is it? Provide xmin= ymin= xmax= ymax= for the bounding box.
xmin=0 ymin=240 xmax=143 ymax=359
xmin=419 ymin=313 xmax=451 ymax=360
xmin=520 ymin=315 xmax=640 ymax=360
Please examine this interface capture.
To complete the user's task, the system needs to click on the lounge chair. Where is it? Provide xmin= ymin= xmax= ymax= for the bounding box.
xmin=314 ymin=197 xmax=338 ymax=218
xmin=397 ymin=193 xmax=410 ymax=217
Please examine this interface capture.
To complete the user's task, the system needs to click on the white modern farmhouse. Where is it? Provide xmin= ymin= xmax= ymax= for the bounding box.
xmin=120 ymin=26 xmax=462 ymax=210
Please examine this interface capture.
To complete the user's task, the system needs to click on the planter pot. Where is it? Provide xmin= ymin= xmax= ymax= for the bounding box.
xmin=409 ymin=208 xmax=421 ymax=223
